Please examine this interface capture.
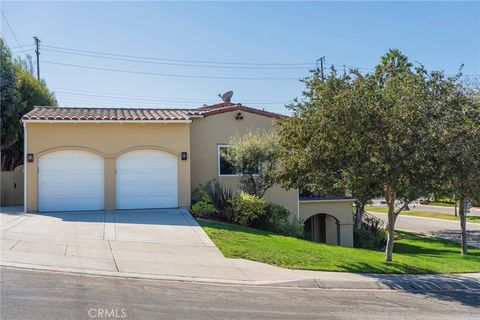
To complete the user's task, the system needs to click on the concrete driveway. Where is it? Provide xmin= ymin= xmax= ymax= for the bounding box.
xmin=1 ymin=206 xmax=330 ymax=283
xmin=1 ymin=207 xmax=243 ymax=279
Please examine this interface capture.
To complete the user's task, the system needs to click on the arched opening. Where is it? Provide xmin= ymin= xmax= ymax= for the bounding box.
xmin=304 ymin=213 xmax=340 ymax=245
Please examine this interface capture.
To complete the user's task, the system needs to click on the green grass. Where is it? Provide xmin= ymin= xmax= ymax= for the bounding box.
xmin=365 ymin=206 xmax=480 ymax=224
xmin=199 ymin=220 xmax=480 ymax=274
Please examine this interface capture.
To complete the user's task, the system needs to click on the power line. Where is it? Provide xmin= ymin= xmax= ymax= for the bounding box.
xmin=9 ymin=44 xmax=34 ymax=50
xmin=0 ymin=9 xmax=26 ymax=55
xmin=56 ymin=97 xmax=287 ymax=110
xmin=42 ymin=60 xmax=302 ymax=80
xmin=54 ymin=92 xmax=287 ymax=105
xmin=43 ymin=44 xmax=314 ymax=66
xmin=42 ymin=47 xmax=314 ymax=70
xmin=50 ymin=87 xmax=288 ymax=104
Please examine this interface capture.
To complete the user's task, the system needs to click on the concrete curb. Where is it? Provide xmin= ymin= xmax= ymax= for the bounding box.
xmin=0 ymin=261 xmax=297 ymax=286
xmin=2 ymin=261 xmax=479 ymax=291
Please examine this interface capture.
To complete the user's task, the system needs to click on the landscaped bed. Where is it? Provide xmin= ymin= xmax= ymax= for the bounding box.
xmin=199 ymin=219 xmax=480 ymax=274
xmin=365 ymin=206 xmax=480 ymax=224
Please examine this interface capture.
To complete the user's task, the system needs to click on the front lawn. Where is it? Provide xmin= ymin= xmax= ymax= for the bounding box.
xmin=365 ymin=206 xmax=480 ymax=224
xmin=199 ymin=220 xmax=480 ymax=274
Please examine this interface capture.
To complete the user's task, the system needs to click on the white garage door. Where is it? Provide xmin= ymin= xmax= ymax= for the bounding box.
xmin=116 ymin=149 xmax=178 ymax=209
xmin=38 ymin=150 xmax=104 ymax=212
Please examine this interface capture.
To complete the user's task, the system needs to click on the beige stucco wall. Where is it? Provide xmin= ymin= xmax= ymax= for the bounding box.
xmin=25 ymin=122 xmax=191 ymax=211
xmin=299 ymin=200 xmax=354 ymax=247
xmin=189 ymin=110 xmax=298 ymax=216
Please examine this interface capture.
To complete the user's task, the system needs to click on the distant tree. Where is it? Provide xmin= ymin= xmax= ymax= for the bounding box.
xmin=1 ymin=38 xmax=57 ymax=170
xmin=436 ymin=83 xmax=480 ymax=254
xmin=226 ymin=129 xmax=279 ymax=198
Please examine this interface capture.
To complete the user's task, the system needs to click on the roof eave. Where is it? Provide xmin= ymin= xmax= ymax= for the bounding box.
xmin=21 ymin=119 xmax=193 ymax=124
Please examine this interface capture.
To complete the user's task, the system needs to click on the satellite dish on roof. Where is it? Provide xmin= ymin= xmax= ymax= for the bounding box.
xmin=218 ymin=91 xmax=233 ymax=103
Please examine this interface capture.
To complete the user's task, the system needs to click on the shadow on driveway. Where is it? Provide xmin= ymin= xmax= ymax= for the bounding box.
xmin=1 ymin=207 xmax=196 ymax=227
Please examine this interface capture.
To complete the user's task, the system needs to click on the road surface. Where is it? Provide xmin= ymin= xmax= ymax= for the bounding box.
xmin=1 ymin=268 xmax=479 ymax=319
xmin=370 ymin=200 xmax=480 ymax=217
xmin=369 ymin=212 xmax=480 ymax=248
xmin=407 ymin=204 xmax=480 ymax=216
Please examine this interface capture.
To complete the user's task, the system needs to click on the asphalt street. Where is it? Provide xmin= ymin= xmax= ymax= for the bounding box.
xmin=1 ymin=268 xmax=479 ymax=320
xmin=370 ymin=201 xmax=480 ymax=216
xmin=405 ymin=204 xmax=480 ymax=216
xmin=369 ymin=212 xmax=480 ymax=248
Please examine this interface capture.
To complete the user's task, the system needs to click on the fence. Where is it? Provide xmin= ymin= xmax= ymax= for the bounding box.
xmin=1 ymin=165 xmax=24 ymax=206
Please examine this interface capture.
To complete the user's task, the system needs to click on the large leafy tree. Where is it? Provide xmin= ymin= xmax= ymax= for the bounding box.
xmin=276 ymin=68 xmax=381 ymax=229
xmin=277 ymin=49 xmax=448 ymax=261
xmin=1 ymin=39 xmax=21 ymax=154
xmin=1 ymin=38 xmax=57 ymax=170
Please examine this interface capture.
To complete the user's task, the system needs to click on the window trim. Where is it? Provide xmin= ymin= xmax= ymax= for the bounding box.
xmin=217 ymin=144 xmax=240 ymax=177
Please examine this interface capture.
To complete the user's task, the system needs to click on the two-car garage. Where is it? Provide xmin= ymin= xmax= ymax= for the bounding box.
xmin=38 ymin=149 xmax=178 ymax=212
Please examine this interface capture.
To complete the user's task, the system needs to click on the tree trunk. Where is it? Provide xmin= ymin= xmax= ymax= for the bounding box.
xmin=384 ymin=186 xmax=397 ymax=262
xmin=459 ymin=198 xmax=467 ymax=255
xmin=354 ymin=201 xmax=365 ymax=230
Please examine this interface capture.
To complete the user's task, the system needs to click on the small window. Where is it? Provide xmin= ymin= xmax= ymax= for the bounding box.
xmin=218 ymin=145 xmax=237 ymax=176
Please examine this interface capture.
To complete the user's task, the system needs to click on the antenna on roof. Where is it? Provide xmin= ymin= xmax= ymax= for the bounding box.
xmin=218 ymin=91 xmax=233 ymax=103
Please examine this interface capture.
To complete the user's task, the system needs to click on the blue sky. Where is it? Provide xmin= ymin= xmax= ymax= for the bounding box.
xmin=1 ymin=1 xmax=479 ymax=114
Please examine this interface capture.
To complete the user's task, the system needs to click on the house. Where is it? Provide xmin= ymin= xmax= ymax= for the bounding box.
xmin=21 ymin=103 xmax=354 ymax=247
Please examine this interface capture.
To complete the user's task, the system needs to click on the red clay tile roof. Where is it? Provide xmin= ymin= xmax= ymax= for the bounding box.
xmin=22 ymin=106 xmax=203 ymax=121
xmin=199 ymin=103 xmax=286 ymax=119
xmin=22 ymin=103 xmax=286 ymax=122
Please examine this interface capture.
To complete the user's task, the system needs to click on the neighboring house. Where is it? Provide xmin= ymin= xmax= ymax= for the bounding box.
xmin=21 ymin=102 xmax=354 ymax=246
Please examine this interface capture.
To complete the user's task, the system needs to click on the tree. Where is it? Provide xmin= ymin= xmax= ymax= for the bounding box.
xmin=437 ymin=84 xmax=480 ymax=254
xmin=226 ymin=129 xmax=279 ymax=198
xmin=1 ymin=39 xmax=21 ymax=154
xmin=277 ymin=49 xmax=445 ymax=261
xmin=0 ymin=38 xmax=57 ymax=170
xmin=276 ymin=68 xmax=380 ymax=230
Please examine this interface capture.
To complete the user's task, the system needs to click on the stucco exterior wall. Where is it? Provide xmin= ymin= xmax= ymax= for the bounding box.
xmin=299 ymin=200 xmax=354 ymax=247
xmin=189 ymin=110 xmax=298 ymax=216
xmin=25 ymin=122 xmax=191 ymax=211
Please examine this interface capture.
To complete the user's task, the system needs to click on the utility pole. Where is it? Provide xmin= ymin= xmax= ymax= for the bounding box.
xmin=316 ymin=56 xmax=325 ymax=80
xmin=33 ymin=36 xmax=40 ymax=80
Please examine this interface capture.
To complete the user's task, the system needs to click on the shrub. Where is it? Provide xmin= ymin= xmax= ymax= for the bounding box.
xmin=278 ymin=217 xmax=305 ymax=238
xmin=191 ymin=180 xmax=233 ymax=221
xmin=354 ymin=228 xmax=387 ymax=250
xmin=205 ymin=179 xmax=233 ymax=211
xmin=255 ymin=202 xmax=290 ymax=232
xmin=191 ymin=201 xmax=218 ymax=218
xmin=191 ymin=185 xmax=212 ymax=204
xmin=229 ymin=192 xmax=267 ymax=226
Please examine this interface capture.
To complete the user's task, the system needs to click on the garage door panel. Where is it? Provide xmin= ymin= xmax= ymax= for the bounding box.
xmin=116 ymin=149 xmax=178 ymax=209
xmin=38 ymin=150 xmax=104 ymax=212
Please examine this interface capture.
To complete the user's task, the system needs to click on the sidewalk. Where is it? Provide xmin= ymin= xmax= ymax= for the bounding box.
xmin=1 ymin=207 xmax=479 ymax=291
